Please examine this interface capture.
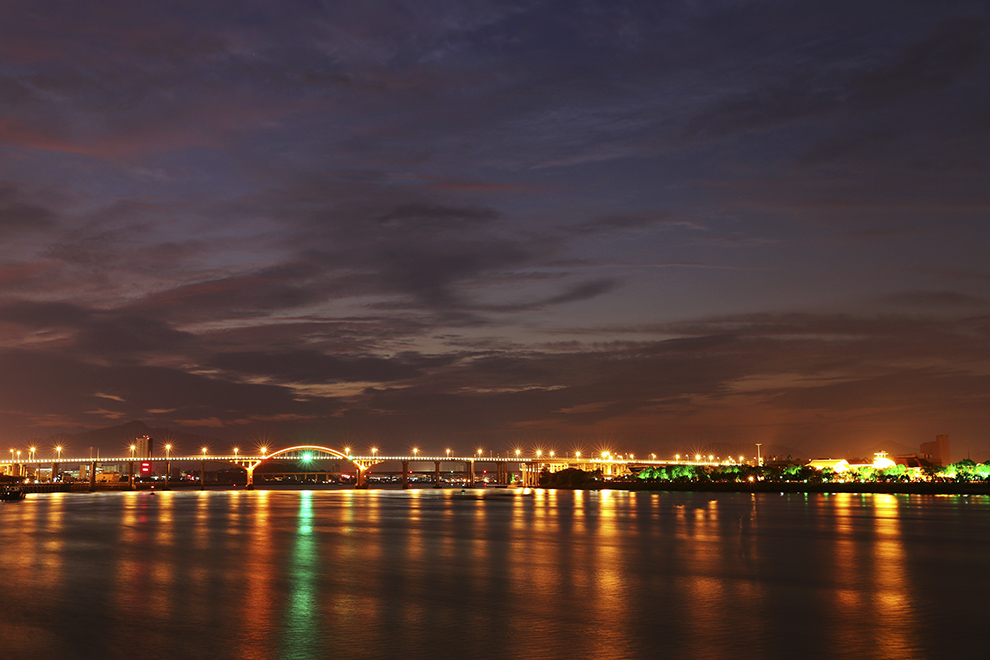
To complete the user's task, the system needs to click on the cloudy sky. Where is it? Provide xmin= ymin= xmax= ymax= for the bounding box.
xmin=1 ymin=0 xmax=988 ymax=460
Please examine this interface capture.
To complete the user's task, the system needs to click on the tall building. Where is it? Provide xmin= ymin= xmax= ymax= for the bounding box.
xmin=920 ymin=434 xmax=950 ymax=466
xmin=134 ymin=435 xmax=154 ymax=458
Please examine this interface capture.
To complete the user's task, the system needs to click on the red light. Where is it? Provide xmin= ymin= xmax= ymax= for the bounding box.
xmin=140 ymin=462 xmax=152 ymax=475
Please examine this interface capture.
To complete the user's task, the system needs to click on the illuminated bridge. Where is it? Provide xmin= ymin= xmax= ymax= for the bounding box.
xmin=3 ymin=445 xmax=741 ymax=491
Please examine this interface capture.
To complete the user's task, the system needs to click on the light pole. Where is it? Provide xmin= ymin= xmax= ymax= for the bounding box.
xmin=200 ymin=447 xmax=208 ymax=490
xmin=371 ymin=447 xmax=378 ymax=458
xmin=446 ymin=448 xmax=451 ymax=458
xmin=756 ymin=443 xmax=763 ymax=466
xmin=164 ymin=444 xmax=172 ymax=490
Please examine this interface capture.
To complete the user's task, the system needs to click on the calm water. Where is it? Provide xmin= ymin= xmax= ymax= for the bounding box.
xmin=1 ymin=489 xmax=987 ymax=659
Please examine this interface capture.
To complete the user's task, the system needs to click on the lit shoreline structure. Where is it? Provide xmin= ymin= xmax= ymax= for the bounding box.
xmin=807 ymin=435 xmax=951 ymax=478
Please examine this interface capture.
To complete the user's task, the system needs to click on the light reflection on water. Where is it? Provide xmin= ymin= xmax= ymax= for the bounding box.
xmin=1 ymin=489 xmax=988 ymax=659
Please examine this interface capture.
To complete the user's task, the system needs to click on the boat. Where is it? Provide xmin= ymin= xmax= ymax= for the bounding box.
xmin=1 ymin=486 xmax=26 ymax=502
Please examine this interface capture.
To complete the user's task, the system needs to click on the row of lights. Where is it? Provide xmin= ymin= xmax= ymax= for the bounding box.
xmin=9 ymin=445 xmax=757 ymax=464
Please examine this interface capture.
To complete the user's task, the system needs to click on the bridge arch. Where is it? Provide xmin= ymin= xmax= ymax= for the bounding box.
xmin=245 ymin=445 xmax=367 ymax=488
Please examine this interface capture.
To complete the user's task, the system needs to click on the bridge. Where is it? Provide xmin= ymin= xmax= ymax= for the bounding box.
xmin=2 ymin=445 xmax=744 ymax=491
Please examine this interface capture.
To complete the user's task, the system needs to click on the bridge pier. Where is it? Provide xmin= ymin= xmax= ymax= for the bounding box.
xmin=88 ymin=460 xmax=96 ymax=492
xmin=129 ymin=461 xmax=135 ymax=490
xmin=163 ymin=460 xmax=171 ymax=490
xmin=401 ymin=460 xmax=409 ymax=489
xmin=466 ymin=460 xmax=475 ymax=487
xmin=245 ymin=466 xmax=255 ymax=490
xmin=51 ymin=462 xmax=59 ymax=483
xmin=434 ymin=461 xmax=441 ymax=488
xmin=200 ymin=459 xmax=206 ymax=490
xmin=355 ymin=465 xmax=368 ymax=489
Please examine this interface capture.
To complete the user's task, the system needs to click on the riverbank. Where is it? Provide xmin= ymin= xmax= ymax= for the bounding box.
xmin=590 ymin=481 xmax=990 ymax=495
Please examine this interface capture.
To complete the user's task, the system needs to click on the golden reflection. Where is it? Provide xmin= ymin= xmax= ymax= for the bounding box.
xmin=240 ymin=490 xmax=275 ymax=659
xmin=870 ymin=495 xmax=920 ymax=659
xmin=37 ymin=493 xmax=66 ymax=592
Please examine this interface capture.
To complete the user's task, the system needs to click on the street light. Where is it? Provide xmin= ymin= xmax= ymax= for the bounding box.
xmin=202 ymin=447 xmax=208 ymax=456
xmin=30 ymin=446 xmax=36 ymax=461
xmin=413 ymin=447 xmax=419 ymax=457
xmin=371 ymin=447 xmax=378 ymax=457
xmin=446 ymin=448 xmax=451 ymax=457
xmin=536 ymin=450 xmax=542 ymax=460
xmin=477 ymin=448 xmax=483 ymax=458
xmin=575 ymin=451 xmax=581 ymax=459
xmin=549 ymin=450 xmax=555 ymax=459
xmin=259 ymin=446 xmax=267 ymax=457
xmin=130 ymin=444 xmax=136 ymax=459
xmin=515 ymin=449 xmax=521 ymax=458
xmin=233 ymin=447 xmax=239 ymax=457
xmin=345 ymin=446 xmax=351 ymax=456
xmin=55 ymin=446 xmax=62 ymax=459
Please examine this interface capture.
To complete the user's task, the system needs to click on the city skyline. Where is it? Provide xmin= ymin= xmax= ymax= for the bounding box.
xmin=1 ymin=1 xmax=989 ymax=460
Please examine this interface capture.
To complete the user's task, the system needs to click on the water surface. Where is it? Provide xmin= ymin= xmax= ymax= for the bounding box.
xmin=1 ymin=489 xmax=987 ymax=659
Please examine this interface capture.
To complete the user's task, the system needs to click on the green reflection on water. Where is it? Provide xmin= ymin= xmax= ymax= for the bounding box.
xmin=283 ymin=491 xmax=320 ymax=659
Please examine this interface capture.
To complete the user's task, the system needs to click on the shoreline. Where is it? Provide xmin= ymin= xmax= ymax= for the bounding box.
xmin=583 ymin=481 xmax=990 ymax=495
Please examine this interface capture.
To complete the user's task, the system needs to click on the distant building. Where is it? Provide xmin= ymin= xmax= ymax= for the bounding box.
xmin=807 ymin=458 xmax=850 ymax=473
xmin=134 ymin=434 xmax=154 ymax=458
xmin=919 ymin=434 xmax=950 ymax=466
xmin=807 ymin=452 xmax=899 ymax=473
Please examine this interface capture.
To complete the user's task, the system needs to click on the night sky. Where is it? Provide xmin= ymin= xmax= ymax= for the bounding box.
xmin=2 ymin=1 xmax=989 ymax=460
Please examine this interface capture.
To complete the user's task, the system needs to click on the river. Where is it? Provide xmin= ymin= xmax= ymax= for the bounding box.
xmin=1 ymin=488 xmax=987 ymax=659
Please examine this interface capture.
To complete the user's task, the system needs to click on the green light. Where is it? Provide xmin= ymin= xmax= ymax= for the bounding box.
xmin=302 ymin=453 xmax=313 ymax=463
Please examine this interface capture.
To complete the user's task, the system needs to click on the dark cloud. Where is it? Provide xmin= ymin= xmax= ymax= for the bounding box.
xmin=0 ymin=183 xmax=58 ymax=235
xmin=848 ymin=19 xmax=986 ymax=107
xmin=207 ymin=350 xmax=446 ymax=385
xmin=877 ymin=290 xmax=986 ymax=309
